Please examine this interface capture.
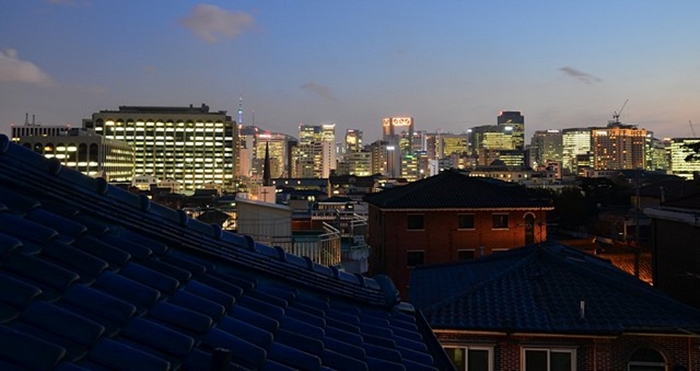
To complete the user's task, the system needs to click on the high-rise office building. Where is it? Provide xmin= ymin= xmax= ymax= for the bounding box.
xmin=437 ymin=133 xmax=469 ymax=159
xmin=497 ymin=111 xmax=525 ymax=151
xmin=382 ymin=117 xmax=414 ymax=153
xmin=83 ymin=104 xmax=237 ymax=191
xmin=591 ymin=122 xmax=647 ymax=170
xmin=669 ymin=138 xmax=700 ymax=179
xmin=11 ymin=125 xmax=134 ymax=182
xmin=530 ymin=130 xmax=563 ymax=169
xmin=294 ymin=123 xmax=337 ymax=178
xmin=345 ymin=129 xmax=363 ymax=153
xmin=562 ymin=128 xmax=592 ymax=173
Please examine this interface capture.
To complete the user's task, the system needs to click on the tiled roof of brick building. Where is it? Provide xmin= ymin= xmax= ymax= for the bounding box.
xmin=0 ymin=135 xmax=453 ymax=371
xmin=410 ymin=243 xmax=700 ymax=335
xmin=363 ymin=170 xmax=552 ymax=210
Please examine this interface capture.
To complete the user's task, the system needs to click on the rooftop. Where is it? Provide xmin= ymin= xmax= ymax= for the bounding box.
xmin=410 ymin=243 xmax=700 ymax=335
xmin=0 ymin=134 xmax=452 ymax=370
xmin=364 ymin=170 xmax=552 ymax=210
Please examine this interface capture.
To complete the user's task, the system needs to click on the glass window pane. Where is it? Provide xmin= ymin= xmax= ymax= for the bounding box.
xmin=468 ymin=349 xmax=489 ymax=371
xmin=525 ymin=350 xmax=547 ymax=371
xmin=445 ymin=348 xmax=466 ymax=370
xmin=551 ymin=352 xmax=572 ymax=371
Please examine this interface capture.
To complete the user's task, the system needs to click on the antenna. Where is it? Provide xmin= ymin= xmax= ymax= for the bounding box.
xmin=237 ymin=95 xmax=243 ymax=125
xmin=612 ymin=99 xmax=628 ymax=124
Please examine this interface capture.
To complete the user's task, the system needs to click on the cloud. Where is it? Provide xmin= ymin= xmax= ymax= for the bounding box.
xmin=0 ymin=49 xmax=52 ymax=84
xmin=300 ymin=82 xmax=337 ymax=101
xmin=181 ymin=4 xmax=256 ymax=43
xmin=559 ymin=66 xmax=602 ymax=84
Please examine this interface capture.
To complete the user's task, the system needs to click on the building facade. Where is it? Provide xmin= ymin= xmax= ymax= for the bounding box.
xmin=83 ymin=104 xmax=237 ymax=191
xmin=294 ymin=124 xmax=337 ymax=178
xmin=562 ymin=128 xmax=592 ymax=173
xmin=529 ymin=130 xmax=563 ymax=169
xmin=591 ymin=123 xmax=647 ymax=170
xmin=364 ymin=170 xmax=552 ymax=298
xmin=669 ymin=138 xmax=700 ymax=179
xmin=11 ymin=125 xmax=134 ymax=182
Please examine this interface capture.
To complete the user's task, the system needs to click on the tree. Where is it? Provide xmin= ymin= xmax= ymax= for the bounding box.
xmin=682 ymin=141 xmax=700 ymax=162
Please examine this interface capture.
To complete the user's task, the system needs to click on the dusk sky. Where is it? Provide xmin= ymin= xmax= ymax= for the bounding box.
xmin=1 ymin=1 xmax=700 ymax=142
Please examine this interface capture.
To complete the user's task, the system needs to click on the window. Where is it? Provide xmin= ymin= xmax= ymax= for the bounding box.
xmin=458 ymin=214 xmax=475 ymax=229
xmin=444 ymin=346 xmax=493 ymax=371
xmin=458 ymin=249 xmax=475 ymax=260
xmin=492 ymin=214 xmax=509 ymax=229
xmin=407 ymin=250 xmax=424 ymax=267
xmin=524 ymin=348 xmax=576 ymax=371
xmin=407 ymin=214 xmax=424 ymax=230
xmin=628 ymin=348 xmax=665 ymax=371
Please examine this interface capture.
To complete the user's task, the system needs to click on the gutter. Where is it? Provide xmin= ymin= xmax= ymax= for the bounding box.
xmin=644 ymin=207 xmax=700 ymax=226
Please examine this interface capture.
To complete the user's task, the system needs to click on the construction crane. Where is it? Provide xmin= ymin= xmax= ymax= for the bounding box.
xmin=690 ymin=120 xmax=697 ymax=138
xmin=612 ymin=99 xmax=629 ymax=124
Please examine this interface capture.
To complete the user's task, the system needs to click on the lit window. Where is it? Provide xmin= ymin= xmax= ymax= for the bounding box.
xmin=407 ymin=214 xmax=424 ymax=230
xmin=444 ymin=346 xmax=493 ymax=371
xmin=523 ymin=348 xmax=576 ymax=371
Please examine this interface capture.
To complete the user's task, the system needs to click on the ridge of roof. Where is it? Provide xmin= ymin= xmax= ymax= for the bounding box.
xmin=411 ymin=243 xmax=700 ymax=335
xmin=364 ymin=170 xmax=551 ymax=209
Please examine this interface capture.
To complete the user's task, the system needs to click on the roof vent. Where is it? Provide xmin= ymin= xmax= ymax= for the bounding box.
xmin=580 ymin=300 xmax=586 ymax=320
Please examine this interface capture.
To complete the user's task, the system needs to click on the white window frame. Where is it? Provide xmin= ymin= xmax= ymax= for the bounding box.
xmin=522 ymin=347 xmax=577 ymax=371
xmin=443 ymin=345 xmax=494 ymax=371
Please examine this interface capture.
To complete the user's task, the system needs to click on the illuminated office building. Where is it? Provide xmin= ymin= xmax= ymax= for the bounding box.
xmin=591 ymin=123 xmax=647 ymax=170
xmin=497 ymin=111 xmax=525 ymax=151
xmin=670 ymin=138 xmax=700 ymax=179
xmin=530 ymin=130 xmax=563 ymax=168
xmin=11 ymin=125 xmax=134 ymax=182
xmin=382 ymin=117 xmax=414 ymax=153
xmin=345 ymin=129 xmax=363 ymax=153
xmin=83 ymin=104 xmax=237 ymax=191
xmin=295 ymin=123 xmax=337 ymax=178
xmin=562 ymin=128 xmax=592 ymax=173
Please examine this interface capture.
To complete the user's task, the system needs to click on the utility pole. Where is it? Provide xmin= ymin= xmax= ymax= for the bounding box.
xmin=634 ymin=168 xmax=641 ymax=278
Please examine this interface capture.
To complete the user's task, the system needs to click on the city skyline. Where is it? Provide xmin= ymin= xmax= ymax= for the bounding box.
xmin=2 ymin=1 xmax=700 ymax=142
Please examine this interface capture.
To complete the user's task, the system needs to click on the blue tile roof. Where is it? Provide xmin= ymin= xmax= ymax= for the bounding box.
xmin=0 ymin=135 xmax=454 ymax=371
xmin=363 ymin=170 xmax=552 ymax=210
xmin=410 ymin=243 xmax=700 ymax=335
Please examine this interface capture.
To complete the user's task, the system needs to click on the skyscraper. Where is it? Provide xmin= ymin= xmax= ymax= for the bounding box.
xmin=294 ymin=123 xmax=337 ymax=178
xmin=497 ymin=111 xmax=525 ymax=151
xmin=530 ymin=130 xmax=563 ymax=168
xmin=591 ymin=122 xmax=647 ymax=170
xmin=345 ymin=129 xmax=363 ymax=153
xmin=562 ymin=128 xmax=592 ymax=173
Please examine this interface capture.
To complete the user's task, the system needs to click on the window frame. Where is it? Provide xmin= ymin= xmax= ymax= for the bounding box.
xmin=491 ymin=213 xmax=509 ymax=230
xmin=407 ymin=214 xmax=425 ymax=231
xmin=443 ymin=345 xmax=494 ymax=371
xmin=458 ymin=213 xmax=476 ymax=230
xmin=522 ymin=347 xmax=577 ymax=371
xmin=406 ymin=250 xmax=425 ymax=268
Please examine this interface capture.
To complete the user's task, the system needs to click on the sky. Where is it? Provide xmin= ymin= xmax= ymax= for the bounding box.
xmin=1 ymin=1 xmax=700 ymax=143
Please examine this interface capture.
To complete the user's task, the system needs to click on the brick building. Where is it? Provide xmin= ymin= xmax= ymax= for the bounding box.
xmin=364 ymin=170 xmax=553 ymax=298
xmin=411 ymin=243 xmax=700 ymax=371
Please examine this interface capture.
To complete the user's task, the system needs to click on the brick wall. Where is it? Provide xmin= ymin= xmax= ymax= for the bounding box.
xmin=436 ymin=332 xmax=700 ymax=370
xmin=368 ymin=206 xmax=547 ymax=298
